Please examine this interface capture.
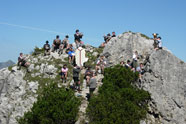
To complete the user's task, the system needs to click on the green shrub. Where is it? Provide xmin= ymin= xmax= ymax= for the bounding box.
xmin=32 ymin=47 xmax=44 ymax=56
xmin=18 ymin=83 xmax=80 ymax=124
xmin=87 ymin=65 xmax=150 ymax=124
xmin=140 ymin=33 xmax=150 ymax=39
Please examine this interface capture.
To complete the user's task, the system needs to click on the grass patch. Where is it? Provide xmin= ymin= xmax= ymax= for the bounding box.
xmin=8 ymin=65 xmax=14 ymax=71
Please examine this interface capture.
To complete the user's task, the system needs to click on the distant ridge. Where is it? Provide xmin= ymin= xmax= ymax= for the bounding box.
xmin=0 ymin=60 xmax=15 ymax=69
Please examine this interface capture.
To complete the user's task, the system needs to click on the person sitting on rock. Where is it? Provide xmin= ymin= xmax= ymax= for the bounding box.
xmin=66 ymin=44 xmax=73 ymax=54
xmin=43 ymin=40 xmax=50 ymax=56
xmin=105 ymin=33 xmax=112 ymax=43
xmin=84 ymin=67 xmax=93 ymax=88
xmin=58 ymin=35 xmax=69 ymax=55
xmin=88 ymin=72 xmax=97 ymax=100
xmin=61 ymin=64 xmax=68 ymax=83
xmin=73 ymin=64 xmax=81 ymax=92
xmin=112 ymin=31 xmax=116 ymax=37
xmin=95 ymin=55 xmax=107 ymax=74
xmin=132 ymin=51 xmax=138 ymax=71
xmin=125 ymin=60 xmax=132 ymax=69
xmin=17 ymin=53 xmax=30 ymax=71
xmin=136 ymin=63 xmax=145 ymax=81
xmin=120 ymin=61 xmax=125 ymax=66
xmin=101 ymin=33 xmax=112 ymax=48
xmin=68 ymin=48 xmax=75 ymax=64
xmin=52 ymin=35 xmax=61 ymax=52
xmin=62 ymin=35 xmax=69 ymax=50
xmin=74 ymin=29 xmax=83 ymax=48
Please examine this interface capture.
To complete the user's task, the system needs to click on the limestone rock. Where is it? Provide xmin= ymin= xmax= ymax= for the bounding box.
xmin=102 ymin=32 xmax=186 ymax=124
xmin=103 ymin=32 xmax=154 ymax=65
xmin=0 ymin=68 xmax=38 ymax=124
xmin=141 ymin=49 xmax=186 ymax=124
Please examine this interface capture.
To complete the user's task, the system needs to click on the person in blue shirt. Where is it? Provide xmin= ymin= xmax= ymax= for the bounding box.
xmin=68 ymin=48 xmax=75 ymax=64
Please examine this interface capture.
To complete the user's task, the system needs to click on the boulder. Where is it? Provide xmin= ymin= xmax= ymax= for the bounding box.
xmin=141 ymin=49 xmax=186 ymax=124
xmin=103 ymin=32 xmax=154 ymax=64
xmin=102 ymin=32 xmax=186 ymax=124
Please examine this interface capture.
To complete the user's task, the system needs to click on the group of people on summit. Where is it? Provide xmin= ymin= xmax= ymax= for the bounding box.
xmin=120 ymin=51 xmax=145 ymax=81
xmin=17 ymin=30 xmax=163 ymax=98
xmin=101 ymin=31 xmax=116 ymax=47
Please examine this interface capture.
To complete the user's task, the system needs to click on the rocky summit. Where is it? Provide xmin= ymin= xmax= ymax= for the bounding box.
xmin=0 ymin=31 xmax=186 ymax=124
xmin=103 ymin=32 xmax=186 ymax=124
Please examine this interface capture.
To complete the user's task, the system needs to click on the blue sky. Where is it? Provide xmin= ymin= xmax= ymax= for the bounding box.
xmin=0 ymin=0 xmax=186 ymax=62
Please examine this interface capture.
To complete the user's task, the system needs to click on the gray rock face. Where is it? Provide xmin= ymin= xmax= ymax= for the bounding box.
xmin=0 ymin=67 xmax=38 ymax=124
xmin=141 ymin=50 xmax=186 ymax=124
xmin=103 ymin=32 xmax=186 ymax=124
xmin=103 ymin=32 xmax=154 ymax=65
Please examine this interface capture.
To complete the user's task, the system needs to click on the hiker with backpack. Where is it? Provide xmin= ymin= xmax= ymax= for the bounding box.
xmin=17 ymin=53 xmax=30 ymax=72
xmin=52 ymin=35 xmax=61 ymax=52
xmin=43 ymin=40 xmax=50 ymax=56
xmin=61 ymin=64 xmax=68 ymax=83
xmin=73 ymin=64 xmax=82 ymax=92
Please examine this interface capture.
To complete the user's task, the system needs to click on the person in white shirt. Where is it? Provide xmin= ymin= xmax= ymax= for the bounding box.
xmin=157 ymin=37 xmax=162 ymax=49
xmin=132 ymin=51 xmax=138 ymax=70
xmin=95 ymin=55 xmax=107 ymax=74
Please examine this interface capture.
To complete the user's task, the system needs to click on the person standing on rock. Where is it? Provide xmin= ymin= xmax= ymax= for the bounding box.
xmin=61 ymin=64 xmax=68 ymax=83
xmin=73 ymin=64 xmax=81 ymax=92
xmin=88 ymin=72 xmax=97 ymax=100
xmin=132 ymin=51 xmax=138 ymax=71
xmin=84 ymin=67 xmax=93 ymax=88
xmin=157 ymin=37 xmax=162 ymax=50
xmin=152 ymin=33 xmax=159 ymax=50
xmin=43 ymin=40 xmax=50 ymax=56
xmin=74 ymin=29 xmax=83 ymax=48
xmin=52 ymin=35 xmax=61 ymax=52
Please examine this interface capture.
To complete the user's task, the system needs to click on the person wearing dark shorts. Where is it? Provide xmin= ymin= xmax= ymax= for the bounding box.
xmin=17 ymin=53 xmax=30 ymax=72
xmin=61 ymin=64 xmax=68 ymax=83
xmin=52 ymin=35 xmax=61 ymax=52
xmin=73 ymin=64 xmax=81 ymax=92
